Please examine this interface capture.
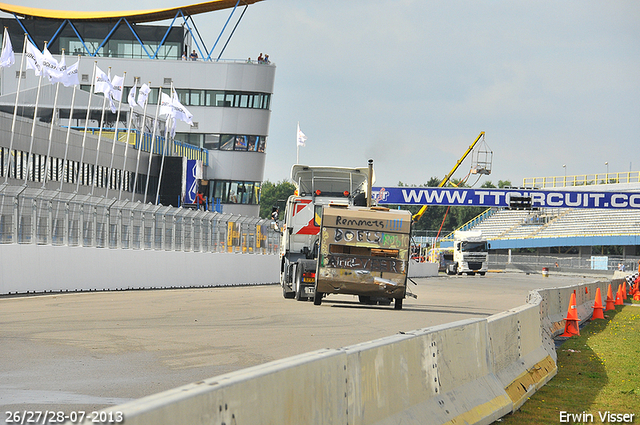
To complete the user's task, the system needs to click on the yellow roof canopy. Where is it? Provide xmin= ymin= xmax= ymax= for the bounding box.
xmin=0 ymin=0 xmax=264 ymax=23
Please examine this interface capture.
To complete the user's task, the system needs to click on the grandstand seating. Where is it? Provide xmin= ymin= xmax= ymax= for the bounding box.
xmin=447 ymin=207 xmax=640 ymax=242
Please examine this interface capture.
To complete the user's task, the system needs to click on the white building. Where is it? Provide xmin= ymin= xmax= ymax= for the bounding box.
xmin=0 ymin=0 xmax=275 ymax=216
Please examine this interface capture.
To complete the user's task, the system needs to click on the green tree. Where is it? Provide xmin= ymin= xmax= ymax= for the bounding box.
xmin=259 ymin=180 xmax=296 ymax=218
xmin=498 ymin=180 xmax=512 ymax=188
xmin=392 ymin=176 xmax=506 ymax=238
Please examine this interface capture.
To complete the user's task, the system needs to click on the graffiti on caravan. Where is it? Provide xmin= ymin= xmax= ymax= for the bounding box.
xmin=371 ymin=187 xmax=640 ymax=209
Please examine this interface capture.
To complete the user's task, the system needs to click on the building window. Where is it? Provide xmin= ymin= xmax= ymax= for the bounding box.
xmin=178 ymin=133 xmax=266 ymax=153
xmin=220 ymin=135 xmax=234 ymax=151
xmin=204 ymin=134 xmax=219 ymax=150
xmin=211 ymin=180 xmax=261 ymax=205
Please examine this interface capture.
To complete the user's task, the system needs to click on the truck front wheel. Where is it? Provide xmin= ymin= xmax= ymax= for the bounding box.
xmin=394 ymin=298 xmax=403 ymax=310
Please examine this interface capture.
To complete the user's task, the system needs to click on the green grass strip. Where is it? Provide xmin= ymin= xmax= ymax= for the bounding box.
xmin=496 ymin=305 xmax=640 ymax=424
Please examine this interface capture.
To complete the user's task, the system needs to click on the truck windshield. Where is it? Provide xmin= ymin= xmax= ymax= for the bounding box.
xmin=461 ymin=241 xmax=487 ymax=252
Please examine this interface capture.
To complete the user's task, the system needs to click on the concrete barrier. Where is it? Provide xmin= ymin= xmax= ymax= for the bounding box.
xmin=98 ymin=349 xmax=349 ymax=425
xmin=70 ymin=277 xmax=622 ymax=425
xmin=0 ymin=244 xmax=280 ymax=294
xmin=488 ymin=302 xmax=556 ymax=411
xmin=408 ymin=260 xmax=439 ymax=278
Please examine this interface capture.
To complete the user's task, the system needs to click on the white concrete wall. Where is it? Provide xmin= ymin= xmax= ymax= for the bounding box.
xmin=0 ymin=245 xmax=280 ymax=294
xmin=72 ymin=278 xmax=618 ymax=425
xmin=407 ymin=260 xmax=439 ymax=278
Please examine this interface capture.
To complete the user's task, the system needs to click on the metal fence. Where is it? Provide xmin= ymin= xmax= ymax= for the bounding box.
xmin=0 ymin=185 xmax=280 ymax=255
xmin=491 ymin=253 xmax=639 ymax=272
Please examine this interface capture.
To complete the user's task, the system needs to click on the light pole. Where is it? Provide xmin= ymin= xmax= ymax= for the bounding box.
xmin=605 ymin=162 xmax=609 ymax=178
xmin=562 ymin=164 xmax=566 ymax=186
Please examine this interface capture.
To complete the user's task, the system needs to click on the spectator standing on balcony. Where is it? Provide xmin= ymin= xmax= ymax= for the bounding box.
xmin=257 ymin=53 xmax=263 ymax=63
xmin=264 ymin=54 xmax=270 ymax=64
xmin=190 ymin=50 xmax=198 ymax=61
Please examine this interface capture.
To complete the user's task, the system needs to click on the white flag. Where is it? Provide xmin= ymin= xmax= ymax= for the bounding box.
xmin=160 ymin=91 xmax=194 ymax=126
xmin=127 ymin=84 xmax=137 ymax=108
xmin=50 ymin=50 xmax=67 ymax=84
xmin=110 ymin=74 xmax=124 ymax=102
xmin=95 ymin=66 xmax=117 ymax=112
xmin=61 ymin=59 xmax=79 ymax=87
xmin=137 ymin=83 xmax=150 ymax=107
xmin=25 ymin=40 xmax=44 ymax=76
xmin=0 ymin=27 xmax=14 ymax=68
xmin=171 ymin=90 xmax=193 ymax=125
xmin=42 ymin=45 xmax=60 ymax=82
xmin=297 ymin=122 xmax=307 ymax=147
xmin=159 ymin=92 xmax=173 ymax=117
xmin=94 ymin=66 xmax=112 ymax=96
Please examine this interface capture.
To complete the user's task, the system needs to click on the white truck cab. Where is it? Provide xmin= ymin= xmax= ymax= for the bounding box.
xmin=276 ymin=165 xmax=371 ymax=300
xmin=446 ymin=230 xmax=489 ymax=276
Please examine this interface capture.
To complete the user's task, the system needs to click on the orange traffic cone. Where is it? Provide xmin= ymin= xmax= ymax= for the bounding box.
xmin=605 ymin=284 xmax=615 ymax=311
xmin=560 ymin=292 xmax=580 ymax=337
xmin=622 ymin=281 xmax=628 ymax=300
xmin=592 ymin=287 xmax=605 ymax=320
xmin=634 ymin=292 xmax=640 ymax=301
xmin=614 ymin=285 xmax=624 ymax=306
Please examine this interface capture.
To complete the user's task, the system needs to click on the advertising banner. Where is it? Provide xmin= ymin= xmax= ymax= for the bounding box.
xmin=372 ymin=187 xmax=640 ymax=210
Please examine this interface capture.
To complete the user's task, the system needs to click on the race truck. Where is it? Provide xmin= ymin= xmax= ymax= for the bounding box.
xmin=445 ymin=230 xmax=489 ymax=276
xmin=313 ymin=203 xmax=412 ymax=310
xmin=275 ymin=165 xmax=371 ymax=301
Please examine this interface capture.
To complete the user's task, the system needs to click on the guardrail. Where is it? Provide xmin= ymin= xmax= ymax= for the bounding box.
xmin=73 ymin=127 xmax=209 ymax=166
xmin=523 ymin=171 xmax=640 ymax=188
xmin=0 ymin=186 xmax=279 ymax=255
xmin=73 ymin=278 xmax=620 ymax=425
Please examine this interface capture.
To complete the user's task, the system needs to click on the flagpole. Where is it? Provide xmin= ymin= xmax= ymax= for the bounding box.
xmin=144 ymin=88 xmax=163 ymax=203
xmin=60 ymin=56 xmax=80 ymax=192
xmin=4 ymin=34 xmax=27 ymax=184
xmin=155 ymin=115 xmax=171 ymax=205
xmin=106 ymin=71 xmax=125 ymax=200
xmin=42 ymin=48 xmax=64 ymax=188
xmin=155 ymin=82 xmax=175 ymax=205
xmin=119 ymin=77 xmax=137 ymax=201
xmin=25 ymin=40 xmax=47 ymax=185
xmin=131 ymin=81 xmax=150 ymax=202
xmin=90 ymin=66 xmax=111 ymax=196
xmin=75 ymin=61 xmax=97 ymax=193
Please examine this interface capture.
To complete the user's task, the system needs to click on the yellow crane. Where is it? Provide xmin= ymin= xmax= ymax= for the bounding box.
xmin=412 ymin=131 xmax=490 ymax=222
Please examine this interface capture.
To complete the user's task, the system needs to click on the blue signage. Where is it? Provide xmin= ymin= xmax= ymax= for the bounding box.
xmin=372 ymin=187 xmax=640 ymax=209
xmin=185 ymin=159 xmax=199 ymax=204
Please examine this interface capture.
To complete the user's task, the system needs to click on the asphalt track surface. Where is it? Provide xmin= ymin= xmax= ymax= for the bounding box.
xmin=0 ymin=272 xmax=603 ymax=419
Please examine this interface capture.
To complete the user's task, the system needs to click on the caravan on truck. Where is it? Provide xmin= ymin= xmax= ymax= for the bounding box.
xmin=273 ymin=161 xmax=412 ymax=309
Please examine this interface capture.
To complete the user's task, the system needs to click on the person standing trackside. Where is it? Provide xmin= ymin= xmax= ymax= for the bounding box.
xmin=190 ymin=50 xmax=198 ymax=61
xmin=196 ymin=192 xmax=206 ymax=211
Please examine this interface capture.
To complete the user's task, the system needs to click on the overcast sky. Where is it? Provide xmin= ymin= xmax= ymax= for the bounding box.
xmin=6 ymin=1 xmax=640 ymax=187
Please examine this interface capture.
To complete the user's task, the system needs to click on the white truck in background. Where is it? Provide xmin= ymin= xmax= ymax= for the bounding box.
xmin=446 ymin=230 xmax=489 ymax=276
xmin=274 ymin=165 xmax=371 ymax=301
